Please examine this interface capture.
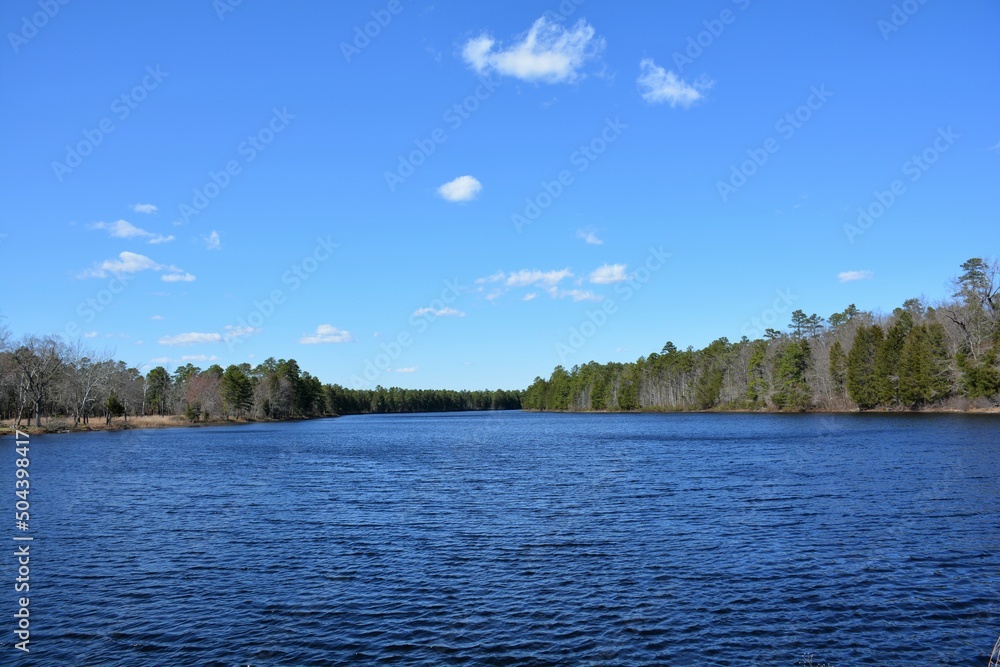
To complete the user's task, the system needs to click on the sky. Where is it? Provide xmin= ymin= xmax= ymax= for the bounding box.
xmin=1 ymin=0 xmax=998 ymax=391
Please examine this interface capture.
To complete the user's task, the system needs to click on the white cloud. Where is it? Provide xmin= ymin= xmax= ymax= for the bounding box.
xmin=149 ymin=357 xmax=173 ymax=364
xmin=476 ymin=270 xmax=506 ymax=284
xmin=299 ymin=324 xmax=354 ymax=344
xmin=548 ymin=287 xmax=602 ymax=302
xmin=90 ymin=219 xmax=173 ymax=244
xmin=150 ymin=315 xmax=164 ymax=321
xmin=224 ymin=325 xmax=259 ymax=342
xmin=437 ymin=175 xmax=482 ymax=202
xmin=83 ymin=331 xmax=98 ymax=338
xmin=589 ymin=263 xmax=628 ymax=284
xmin=637 ymin=58 xmax=712 ymax=108
xmin=204 ymin=230 xmax=221 ymax=250
xmin=838 ymin=270 xmax=875 ymax=283
xmin=412 ymin=307 xmax=466 ymax=318
xmin=79 ymin=251 xmax=194 ymax=282
xmin=182 ymin=355 xmax=219 ymax=362
xmin=161 ymin=272 xmax=196 ymax=283
xmin=505 ymin=268 xmax=572 ymax=288
xmin=576 ymin=228 xmax=603 ymax=245
xmin=523 ymin=293 xmax=537 ymax=301
xmin=395 ymin=367 xmax=418 ymax=373
xmin=132 ymin=203 xmax=158 ymax=214
xmin=462 ymin=17 xmax=605 ymax=83
xmin=158 ymin=332 xmax=224 ymax=346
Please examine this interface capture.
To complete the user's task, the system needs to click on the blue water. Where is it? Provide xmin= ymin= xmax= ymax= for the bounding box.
xmin=2 ymin=412 xmax=999 ymax=665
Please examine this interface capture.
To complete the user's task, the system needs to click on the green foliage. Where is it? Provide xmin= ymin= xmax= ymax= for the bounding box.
xmin=771 ymin=339 xmax=811 ymax=411
xmin=847 ymin=326 xmax=884 ymax=410
xmin=220 ymin=365 xmax=253 ymax=418
xmin=874 ymin=312 xmax=913 ymax=405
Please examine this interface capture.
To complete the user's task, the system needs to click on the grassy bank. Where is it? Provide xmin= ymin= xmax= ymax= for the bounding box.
xmin=1 ymin=414 xmax=335 ymax=437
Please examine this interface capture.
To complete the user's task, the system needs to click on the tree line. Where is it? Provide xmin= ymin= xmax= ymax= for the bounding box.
xmin=524 ymin=258 xmax=1000 ymax=412
xmin=0 ymin=334 xmax=521 ymax=427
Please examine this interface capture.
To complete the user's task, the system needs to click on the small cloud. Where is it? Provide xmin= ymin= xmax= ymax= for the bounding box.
xmin=162 ymin=272 xmax=196 ymax=283
xmin=224 ymin=325 xmax=259 ymax=342
xmin=412 ymin=307 xmax=466 ymax=317
xmin=395 ymin=367 xmax=418 ymax=373
xmin=204 ymin=230 xmax=221 ymax=250
xmin=149 ymin=356 xmax=173 ymax=364
xmin=299 ymin=324 xmax=354 ymax=344
xmin=505 ymin=268 xmax=572 ymax=288
xmin=523 ymin=293 xmax=537 ymax=301
xmin=132 ymin=203 xmax=158 ymax=214
xmin=159 ymin=332 xmax=224 ymax=346
xmin=90 ymin=219 xmax=173 ymax=244
xmin=637 ymin=58 xmax=712 ymax=108
xmin=838 ymin=270 xmax=875 ymax=283
xmin=462 ymin=16 xmax=605 ymax=84
xmin=151 ymin=315 xmax=164 ymax=321
xmin=476 ymin=270 xmax=506 ymax=284
xmin=182 ymin=354 xmax=220 ymax=362
xmin=589 ymin=263 xmax=628 ymax=284
xmin=83 ymin=331 xmax=98 ymax=338
xmin=438 ymin=175 xmax=482 ymax=203
xmin=78 ymin=251 xmax=192 ymax=281
xmin=576 ymin=228 xmax=603 ymax=245
xmin=549 ymin=287 xmax=602 ymax=302
xmin=135 ymin=340 xmax=144 ymax=345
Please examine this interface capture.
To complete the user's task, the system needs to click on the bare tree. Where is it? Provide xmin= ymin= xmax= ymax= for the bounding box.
xmin=9 ymin=335 xmax=66 ymax=427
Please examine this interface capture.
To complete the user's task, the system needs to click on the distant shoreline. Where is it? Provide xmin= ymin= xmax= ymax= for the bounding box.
xmin=1 ymin=414 xmax=339 ymax=437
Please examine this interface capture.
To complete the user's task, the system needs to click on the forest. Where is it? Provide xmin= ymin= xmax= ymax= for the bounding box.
xmin=524 ymin=258 xmax=1000 ymax=413
xmin=0 ymin=335 xmax=521 ymax=428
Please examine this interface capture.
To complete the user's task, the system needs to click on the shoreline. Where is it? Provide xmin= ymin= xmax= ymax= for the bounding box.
xmin=1 ymin=414 xmax=339 ymax=437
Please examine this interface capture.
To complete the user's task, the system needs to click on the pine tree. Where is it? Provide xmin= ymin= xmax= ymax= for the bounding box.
xmin=771 ymin=339 xmax=811 ymax=410
xmin=874 ymin=312 xmax=913 ymax=405
xmin=847 ymin=325 xmax=884 ymax=409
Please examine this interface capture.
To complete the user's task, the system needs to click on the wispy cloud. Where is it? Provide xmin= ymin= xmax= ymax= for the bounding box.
xmin=589 ymin=263 xmax=628 ymax=284
xmin=412 ymin=307 xmax=466 ymax=317
xmin=131 ymin=203 xmax=158 ymax=214
xmin=505 ymin=268 xmax=573 ymax=288
xmin=437 ymin=175 xmax=482 ymax=202
xmin=79 ymin=251 xmax=195 ymax=282
xmin=576 ymin=228 xmax=603 ymax=245
xmin=395 ymin=367 xmax=417 ymax=373
xmin=90 ymin=219 xmax=173 ymax=244
xmin=204 ymin=230 xmax=221 ymax=250
xmin=462 ymin=16 xmax=605 ymax=84
xmin=158 ymin=332 xmax=224 ymax=346
xmin=838 ymin=270 xmax=874 ymax=283
xmin=182 ymin=354 xmax=219 ymax=362
xmin=548 ymin=287 xmax=602 ymax=302
xmin=299 ymin=324 xmax=354 ymax=344
xmin=637 ymin=58 xmax=712 ymax=108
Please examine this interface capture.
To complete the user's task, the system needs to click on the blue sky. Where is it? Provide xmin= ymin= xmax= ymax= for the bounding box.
xmin=2 ymin=0 xmax=998 ymax=390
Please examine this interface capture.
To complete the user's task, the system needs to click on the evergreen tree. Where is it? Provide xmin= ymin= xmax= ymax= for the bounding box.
xmin=874 ymin=312 xmax=913 ymax=405
xmin=771 ymin=339 xmax=811 ymax=410
xmin=847 ymin=325 xmax=884 ymax=409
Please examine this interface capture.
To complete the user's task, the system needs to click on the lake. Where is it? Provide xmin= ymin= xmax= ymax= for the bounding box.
xmin=3 ymin=411 xmax=999 ymax=665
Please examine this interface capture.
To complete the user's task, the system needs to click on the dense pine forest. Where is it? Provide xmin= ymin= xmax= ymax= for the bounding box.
xmin=524 ymin=258 xmax=1000 ymax=413
xmin=0 ymin=335 xmax=521 ymax=428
